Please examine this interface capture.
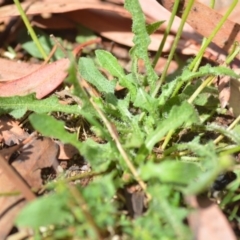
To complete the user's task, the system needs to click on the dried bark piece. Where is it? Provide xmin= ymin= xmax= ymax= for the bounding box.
xmin=161 ymin=0 xmax=240 ymax=53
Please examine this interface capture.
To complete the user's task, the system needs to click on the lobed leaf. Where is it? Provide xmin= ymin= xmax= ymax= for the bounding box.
xmin=16 ymin=193 xmax=72 ymax=228
xmin=133 ymin=88 xmax=158 ymax=114
xmin=95 ymin=50 xmax=138 ymax=98
xmin=146 ymin=101 xmax=200 ymax=150
xmin=0 ymin=94 xmax=82 ymax=118
xmin=146 ymin=21 xmax=165 ymax=35
xmin=124 ymin=0 xmax=158 ymax=90
xmin=78 ymin=57 xmax=115 ymax=94
xmin=29 ymin=113 xmax=82 ymax=151
xmin=140 ymin=161 xmax=201 ymax=185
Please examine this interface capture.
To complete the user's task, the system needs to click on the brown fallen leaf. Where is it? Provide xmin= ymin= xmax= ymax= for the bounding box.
xmin=219 ymin=2 xmax=240 ymax=24
xmin=187 ymin=195 xmax=236 ymax=240
xmin=57 ymin=142 xmax=79 ymax=160
xmin=0 ymin=115 xmax=29 ymax=145
xmin=0 ymin=58 xmax=40 ymax=80
xmin=0 ymin=38 xmax=100 ymax=99
xmin=0 ymin=136 xmax=59 ymax=239
xmin=161 ymin=0 xmax=240 ymax=53
xmin=0 ymin=0 xmax=111 ymax=17
xmin=0 ymin=0 xmax=205 ymax=55
xmin=217 ymin=69 xmax=240 ymax=117
xmin=0 ymin=58 xmax=69 ymax=99
xmin=199 ymin=0 xmax=236 ymax=10
xmin=33 ymin=10 xmax=206 ymax=57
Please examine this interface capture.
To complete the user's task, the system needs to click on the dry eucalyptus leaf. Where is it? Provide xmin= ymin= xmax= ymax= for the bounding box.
xmin=187 ymin=195 xmax=236 ymax=240
xmin=0 ymin=58 xmax=69 ymax=99
xmin=0 ymin=137 xmax=59 ymax=238
xmin=161 ymin=0 xmax=240 ymax=53
xmin=0 ymin=58 xmax=40 ymax=80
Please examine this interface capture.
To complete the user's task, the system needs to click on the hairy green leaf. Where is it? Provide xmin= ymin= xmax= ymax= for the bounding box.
xmin=124 ymin=0 xmax=158 ymax=90
xmin=29 ymin=113 xmax=110 ymax=164
xmin=19 ymin=28 xmax=65 ymax=60
xmin=0 ymin=94 xmax=82 ymax=118
xmin=16 ymin=192 xmax=72 ymax=228
xmin=141 ymin=161 xmax=201 ymax=184
xmin=95 ymin=50 xmax=138 ymax=98
xmin=159 ymin=65 xmax=239 ymax=106
xmin=29 ymin=113 xmax=82 ymax=151
xmin=186 ymin=155 xmax=234 ymax=194
xmin=146 ymin=21 xmax=165 ymax=35
xmin=78 ymin=57 xmax=115 ymax=94
xmin=146 ymin=101 xmax=199 ymax=150
xmin=207 ymin=124 xmax=240 ymax=144
xmin=133 ymin=88 xmax=158 ymax=114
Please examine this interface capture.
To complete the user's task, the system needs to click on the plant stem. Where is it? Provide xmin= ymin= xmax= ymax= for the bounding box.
xmin=13 ymin=0 xmax=48 ymax=60
xmin=214 ymin=115 xmax=240 ymax=144
xmin=161 ymin=129 xmax=174 ymax=150
xmin=152 ymin=0 xmax=180 ymax=68
xmin=210 ymin=0 xmax=216 ymax=8
xmin=89 ymin=98 xmax=150 ymax=199
xmin=220 ymin=145 xmax=240 ymax=156
xmin=69 ymin=185 xmax=104 ymax=240
xmin=226 ymin=42 xmax=240 ymax=65
xmin=189 ymin=0 xmax=238 ymax=70
xmin=152 ymin=0 xmax=195 ymax=98
xmin=187 ymin=75 xmax=214 ymax=104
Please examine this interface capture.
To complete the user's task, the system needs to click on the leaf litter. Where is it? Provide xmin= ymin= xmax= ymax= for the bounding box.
xmin=0 ymin=0 xmax=240 ymax=239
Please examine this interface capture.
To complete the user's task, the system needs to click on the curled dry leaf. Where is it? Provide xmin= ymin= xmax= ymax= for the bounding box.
xmin=0 ymin=115 xmax=29 ymax=145
xmin=187 ymin=195 xmax=236 ymax=240
xmin=0 ymin=137 xmax=59 ymax=239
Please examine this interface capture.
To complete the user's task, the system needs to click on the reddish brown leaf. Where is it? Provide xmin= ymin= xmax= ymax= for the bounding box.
xmin=0 ymin=58 xmax=69 ymax=99
xmin=0 ymin=137 xmax=59 ymax=238
xmin=57 ymin=142 xmax=79 ymax=160
xmin=0 ymin=115 xmax=29 ymax=145
xmin=0 ymin=0 xmax=121 ymax=17
xmin=0 ymin=0 xmax=203 ymax=55
xmin=0 ymin=58 xmax=40 ymax=80
xmin=161 ymin=0 xmax=240 ymax=53
xmin=187 ymin=195 xmax=236 ymax=240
